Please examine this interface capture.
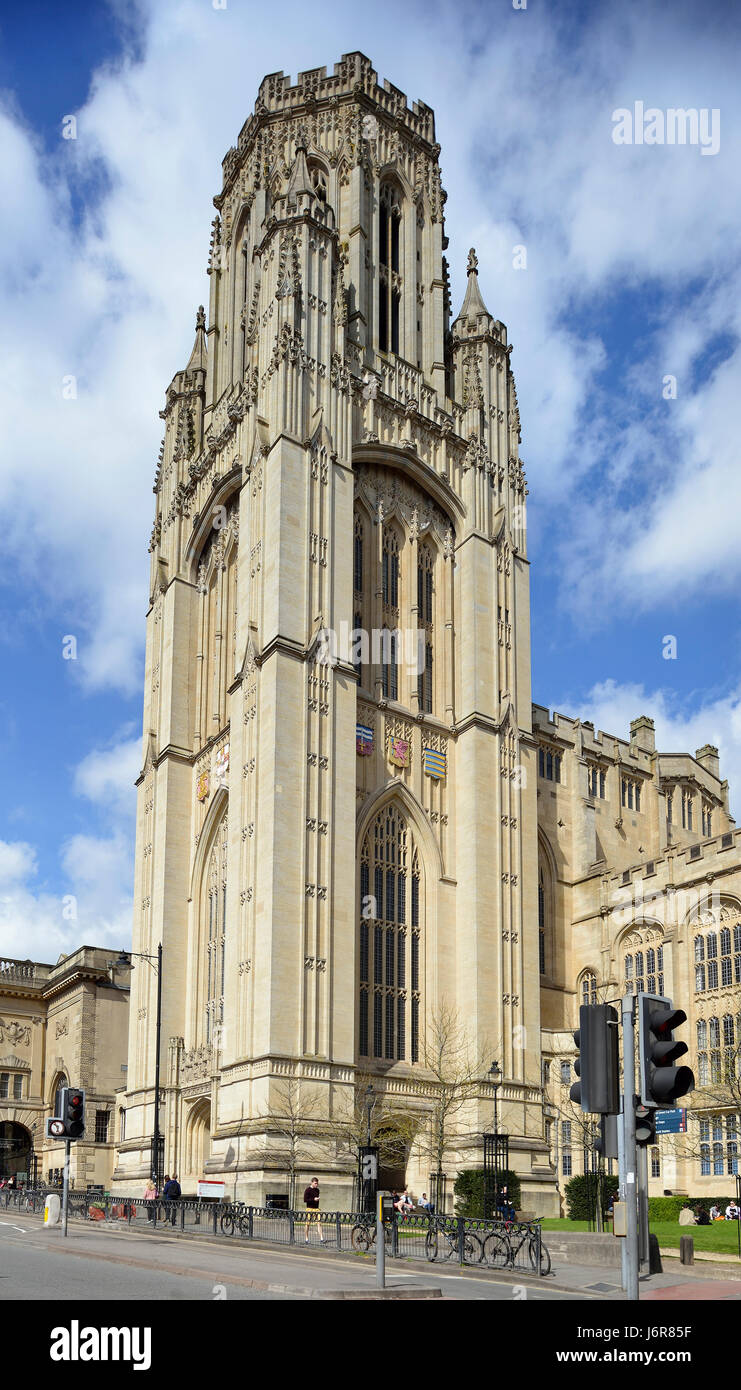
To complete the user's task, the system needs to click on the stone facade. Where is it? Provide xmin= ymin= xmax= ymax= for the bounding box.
xmin=114 ymin=54 xmax=740 ymax=1213
xmin=0 ymin=947 xmax=130 ymax=1189
xmin=537 ymin=710 xmax=741 ymax=1207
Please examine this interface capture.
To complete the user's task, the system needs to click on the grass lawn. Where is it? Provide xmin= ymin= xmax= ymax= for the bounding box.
xmin=541 ymin=1216 xmax=741 ymax=1257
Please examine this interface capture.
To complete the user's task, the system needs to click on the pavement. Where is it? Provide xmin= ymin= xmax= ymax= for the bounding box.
xmin=3 ymin=1210 xmax=740 ymax=1301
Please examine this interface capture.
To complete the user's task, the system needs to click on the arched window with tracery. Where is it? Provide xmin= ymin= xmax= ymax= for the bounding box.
xmin=417 ymin=543 xmax=434 ymax=713
xmin=379 ymin=182 xmax=401 ymax=354
xmin=353 ymin=510 xmax=365 ymax=684
xmin=538 ymin=867 xmax=546 ymax=975
xmin=203 ymin=812 xmax=228 ymax=1046
xmin=580 ymin=971 xmax=597 ymax=1006
xmin=622 ymin=927 xmax=664 ymax=994
xmin=194 ymin=497 xmax=239 ymax=748
xmin=381 ymin=526 xmax=400 ymax=699
xmin=359 ymin=805 xmax=421 ymax=1065
xmin=691 ymin=902 xmax=741 ymax=994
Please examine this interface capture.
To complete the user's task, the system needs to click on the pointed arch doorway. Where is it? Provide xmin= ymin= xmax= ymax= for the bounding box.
xmin=184 ymin=1099 xmax=211 ymax=1182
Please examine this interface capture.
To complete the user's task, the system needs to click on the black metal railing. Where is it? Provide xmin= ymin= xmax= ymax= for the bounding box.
xmin=2 ymin=1188 xmax=550 ymax=1274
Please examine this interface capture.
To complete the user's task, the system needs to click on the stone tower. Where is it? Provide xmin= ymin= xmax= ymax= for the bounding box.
xmin=114 ymin=53 xmax=553 ymax=1208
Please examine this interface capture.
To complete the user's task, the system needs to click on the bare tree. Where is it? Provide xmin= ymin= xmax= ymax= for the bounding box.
xmin=258 ymin=1079 xmax=334 ymax=1208
xmin=336 ymin=1072 xmax=418 ymax=1188
xmin=411 ymin=1003 xmax=493 ymax=1195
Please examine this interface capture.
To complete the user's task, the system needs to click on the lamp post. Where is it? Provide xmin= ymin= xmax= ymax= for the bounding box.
xmin=116 ymin=944 xmax=163 ymax=1188
xmin=483 ymin=1061 xmax=504 ymax=1220
xmin=365 ymin=1083 xmax=375 ymax=1148
xmin=489 ymin=1060 xmax=501 ymax=1136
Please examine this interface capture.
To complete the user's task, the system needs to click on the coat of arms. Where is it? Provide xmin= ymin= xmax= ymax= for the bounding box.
xmin=388 ymin=736 xmax=410 ymax=768
xmin=196 ymin=771 xmax=210 ymax=802
xmin=215 ymin=743 xmax=230 ymax=787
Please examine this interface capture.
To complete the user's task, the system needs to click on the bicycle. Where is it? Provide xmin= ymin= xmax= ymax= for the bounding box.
xmin=482 ymin=1217 xmax=551 ymax=1275
xmin=220 ymin=1202 xmax=250 ymax=1237
xmin=350 ymin=1214 xmax=392 ymax=1254
xmin=425 ymin=1218 xmax=482 ymax=1264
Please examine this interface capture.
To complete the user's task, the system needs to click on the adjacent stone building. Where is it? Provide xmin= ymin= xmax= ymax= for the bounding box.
xmin=0 ymin=947 xmax=130 ymax=1189
xmin=114 ymin=54 xmax=740 ymax=1212
xmin=537 ymin=710 xmax=741 ymax=1206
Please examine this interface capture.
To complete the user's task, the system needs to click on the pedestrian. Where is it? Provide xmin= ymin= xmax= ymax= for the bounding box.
xmin=144 ymin=1176 xmax=158 ymax=1222
xmin=303 ymin=1177 xmax=324 ymax=1244
xmin=417 ymin=1191 xmax=435 ymax=1215
xmin=163 ymin=1173 xmax=181 ymax=1225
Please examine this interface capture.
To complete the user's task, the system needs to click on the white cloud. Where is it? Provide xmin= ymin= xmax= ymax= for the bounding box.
xmin=75 ymin=735 xmax=140 ymax=821
xmin=0 ymin=733 xmax=139 ymax=962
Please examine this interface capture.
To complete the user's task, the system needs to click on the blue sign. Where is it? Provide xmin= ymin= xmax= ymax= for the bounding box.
xmin=654 ymin=1108 xmax=687 ymax=1134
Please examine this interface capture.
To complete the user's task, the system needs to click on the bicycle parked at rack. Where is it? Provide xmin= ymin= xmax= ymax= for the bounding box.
xmin=220 ymin=1202 xmax=250 ymax=1237
xmin=482 ymin=1216 xmax=551 ymax=1275
xmin=350 ymin=1213 xmax=393 ymax=1253
xmin=425 ymin=1218 xmax=482 ymax=1264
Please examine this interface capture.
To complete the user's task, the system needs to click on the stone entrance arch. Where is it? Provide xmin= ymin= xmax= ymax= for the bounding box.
xmin=0 ymin=1121 xmax=32 ymax=1180
xmin=184 ymin=1099 xmax=211 ymax=1182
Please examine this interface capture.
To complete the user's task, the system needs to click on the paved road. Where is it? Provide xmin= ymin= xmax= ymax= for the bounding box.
xmin=0 ymin=1217 xmax=590 ymax=1301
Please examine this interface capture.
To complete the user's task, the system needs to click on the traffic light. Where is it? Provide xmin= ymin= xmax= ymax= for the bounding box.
xmin=635 ymin=1101 xmax=656 ymax=1146
xmin=570 ymin=1004 xmax=620 ymax=1114
xmin=594 ymin=1113 xmax=619 ymax=1160
xmin=59 ymin=1086 xmax=85 ymax=1140
xmin=637 ymin=995 xmax=695 ymax=1108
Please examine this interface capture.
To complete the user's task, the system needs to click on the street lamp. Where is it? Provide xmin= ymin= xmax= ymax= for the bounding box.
xmin=116 ymin=944 xmax=163 ymax=1188
xmin=365 ymin=1083 xmax=375 ymax=1147
xmin=489 ymin=1060 xmax=501 ymax=1136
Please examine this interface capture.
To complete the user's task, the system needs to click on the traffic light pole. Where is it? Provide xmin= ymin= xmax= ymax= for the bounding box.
xmin=62 ymin=1140 xmax=70 ymax=1239
xmin=637 ymin=1143 xmax=650 ymax=1271
xmin=620 ymin=993 xmax=639 ymax=1301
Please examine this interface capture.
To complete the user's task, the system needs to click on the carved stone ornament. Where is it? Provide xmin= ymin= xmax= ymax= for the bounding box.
xmin=0 ymin=1019 xmax=31 ymax=1047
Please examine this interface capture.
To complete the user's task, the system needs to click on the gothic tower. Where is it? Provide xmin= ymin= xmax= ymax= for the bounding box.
xmin=114 ymin=53 xmax=554 ymax=1209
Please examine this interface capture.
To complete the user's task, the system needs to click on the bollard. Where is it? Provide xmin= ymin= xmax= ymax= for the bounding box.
xmin=649 ymin=1232 xmax=662 ymax=1273
xmin=679 ymin=1235 xmax=694 ymax=1265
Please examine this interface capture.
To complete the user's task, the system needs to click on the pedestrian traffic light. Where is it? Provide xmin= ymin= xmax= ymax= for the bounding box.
xmin=637 ymin=995 xmax=695 ymax=1109
xmin=60 ymin=1087 xmax=85 ymax=1140
xmin=570 ymin=1004 xmax=620 ymax=1114
xmin=634 ymin=1101 xmax=656 ymax=1146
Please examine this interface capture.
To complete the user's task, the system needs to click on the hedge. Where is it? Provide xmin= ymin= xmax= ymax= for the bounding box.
xmin=648 ymin=1195 xmax=735 ymax=1221
xmin=564 ymin=1174 xmax=619 ymax=1221
xmin=453 ymin=1168 xmax=522 ymax=1218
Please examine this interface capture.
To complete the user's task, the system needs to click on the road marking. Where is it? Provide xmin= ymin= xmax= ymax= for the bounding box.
xmin=0 ymin=1222 xmax=28 ymax=1233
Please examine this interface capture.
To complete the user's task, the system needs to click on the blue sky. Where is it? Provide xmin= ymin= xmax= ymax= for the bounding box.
xmin=1 ymin=0 xmax=740 ymax=962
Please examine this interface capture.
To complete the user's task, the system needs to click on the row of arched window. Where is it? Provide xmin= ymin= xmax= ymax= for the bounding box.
xmin=694 ymin=926 xmax=741 ymax=993
xmin=696 ymin=1014 xmax=741 ymax=1085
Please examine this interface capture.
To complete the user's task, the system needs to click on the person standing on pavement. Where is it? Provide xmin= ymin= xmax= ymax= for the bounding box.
xmin=163 ymin=1173 xmax=181 ymax=1225
xmin=303 ymin=1177 xmax=324 ymax=1244
xmin=144 ymin=1177 xmax=158 ymax=1222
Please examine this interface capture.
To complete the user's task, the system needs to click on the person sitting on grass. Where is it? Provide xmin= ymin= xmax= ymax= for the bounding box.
xmin=710 ymin=1203 xmax=722 ymax=1221
xmin=695 ymin=1206 xmax=710 ymax=1225
xmin=725 ymin=1200 xmax=740 ymax=1220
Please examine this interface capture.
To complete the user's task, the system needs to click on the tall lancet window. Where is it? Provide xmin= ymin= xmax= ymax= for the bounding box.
xmin=353 ymin=510 xmax=364 ymax=684
xmin=359 ymin=805 xmax=421 ymax=1064
xmin=379 ymin=183 xmax=401 ymax=354
xmin=205 ymin=812 xmax=228 ymax=1045
xmin=417 ymin=543 xmax=434 ymax=713
xmin=381 ymin=526 xmax=400 ymax=700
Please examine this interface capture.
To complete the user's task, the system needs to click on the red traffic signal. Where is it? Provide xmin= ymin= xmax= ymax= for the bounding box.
xmin=60 ymin=1086 xmax=86 ymax=1140
xmin=638 ymin=996 xmax=695 ymax=1108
